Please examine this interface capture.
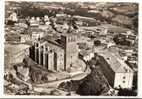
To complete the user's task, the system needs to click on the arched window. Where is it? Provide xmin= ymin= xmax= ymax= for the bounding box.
xmin=123 ymin=76 xmax=126 ymax=79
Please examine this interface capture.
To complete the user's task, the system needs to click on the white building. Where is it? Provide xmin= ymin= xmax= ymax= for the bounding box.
xmin=44 ymin=15 xmax=49 ymax=22
xmin=30 ymin=28 xmax=45 ymax=41
xmin=98 ymin=50 xmax=134 ymax=89
xmin=5 ymin=43 xmax=30 ymax=66
xmin=20 ymin=34 xmax=31 ymax=43
xmin=79 ymin=50 xmax=94 ymax=62
xmin=9 ymin=12 xmax=18 ymax=22
xmin=29 ymin=17 xmax=39 ymax=26
xmin=95 ymin=24 xmax=133 ymax=36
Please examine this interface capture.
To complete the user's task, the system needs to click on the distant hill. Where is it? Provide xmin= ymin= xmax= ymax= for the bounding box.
xmin=5 ymin=2 xmax=138 ymax=31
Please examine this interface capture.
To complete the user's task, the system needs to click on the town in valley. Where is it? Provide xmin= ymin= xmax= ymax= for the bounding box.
xmin=4 ymin=2 xmax=138 ymax=96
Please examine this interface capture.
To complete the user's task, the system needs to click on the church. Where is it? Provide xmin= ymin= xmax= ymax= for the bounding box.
xmin=29 ymin=33 xmax=78 ymax=71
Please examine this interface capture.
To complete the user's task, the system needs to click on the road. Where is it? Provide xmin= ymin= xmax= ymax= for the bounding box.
xmin=33 ymin=59 xmax=91 ymax=88
xmin=33 ymin=71 xmax=89 ymax=88
xmin=6 ymin=56 xmax=91 ymax=94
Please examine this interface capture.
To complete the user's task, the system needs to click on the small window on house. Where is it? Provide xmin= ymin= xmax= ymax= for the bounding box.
xmin=36 ymin=43 xmax=38 ymax=47
xmin=107 ymin=58 xmax=110 ymax=60
xmin=123 ymin=76 xmax=126 ymax=79
xmin=119 ymin=85 xmax=121 ymax=88
xmin=124 ymin=67 xmax=128 ymax=72
xmin=72 ymin=37 xmax=74 ymax=42
xmin=50 ymin=50 xmax=53 ymax=53
xmin=68 ymin=38 xmax=70 ymax=42
xmin=123 ymin=81 xmax=125 ymax=83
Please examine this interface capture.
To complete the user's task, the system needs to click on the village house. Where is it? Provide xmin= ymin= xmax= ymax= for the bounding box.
xmin=95 ymin=24 xmax=134 ymax=36
xmin=30 ymin=28 xmax=45 ymax=41
xmin=79 ymin=49 xmax=94 ymax=62
xmin=5 ymin=43 xmax=30 ymax=65
xmin=97 ymin=50 xmax=134 ymax=89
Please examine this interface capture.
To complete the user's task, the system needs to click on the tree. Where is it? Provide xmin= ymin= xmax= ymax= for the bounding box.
xmin=76 ymin=68 xmax=109 ymax=95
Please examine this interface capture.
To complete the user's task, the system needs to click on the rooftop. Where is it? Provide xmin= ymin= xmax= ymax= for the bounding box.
xmin=29 ymin=27 xmax=45 ymax=33
xmin=23 ymin=57 xmax=49 ymax=74
xmin=79 ymin=49 xmax=93 ymax=56
xmin=37 ymin=36 xmax=64 ymax=52
xmin=96 ymin=24 xmax=132 ymax=33
xmin=61 ymin=33 xmax=77 ymax=37
xmin=98 ymin=50 xmax=133 ymax=73
xmin=5 ymin=43 xmax=30 ymax=55
xmin=43 ymin=35 xmax=63 ymax=48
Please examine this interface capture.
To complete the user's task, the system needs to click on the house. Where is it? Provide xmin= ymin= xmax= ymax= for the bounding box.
xmin=113 ymin=33 xmax=136 ymax=46
xmin=97 ymin=50 xmax=134 ymax=89
xmin=95 ymin=24 xmax=133 ymax=36
xmin=20 ymin=34 xmax=31 ymax=43
xmin=79 ymin=50 xmax=94 ymax=62
xmin=29 ymin=17 xmax=40 ymax=26
xmin=5 ymin=33 xmax=21 ymax=43
xmin=8 ymin=12 xmax=18 ymax=22
xmin=14 ymin=19 xmax=28 ymax=28
xmin=5 ymin=43 xmax=30 ymax=65
xmin=30 ymin=28 xmax=45 ymax=41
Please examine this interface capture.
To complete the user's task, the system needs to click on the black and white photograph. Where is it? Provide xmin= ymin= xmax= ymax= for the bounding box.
xmin=3 ymin=1 xmax=139 ymax=96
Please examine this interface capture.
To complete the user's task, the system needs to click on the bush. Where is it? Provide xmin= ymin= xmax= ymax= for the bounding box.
xmin=76 ymin=68 xmax=109 ymax=95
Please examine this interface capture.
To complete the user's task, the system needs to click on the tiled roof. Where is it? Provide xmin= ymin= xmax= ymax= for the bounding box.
xmin=99 ymin=50 xmax=133 ymax=73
